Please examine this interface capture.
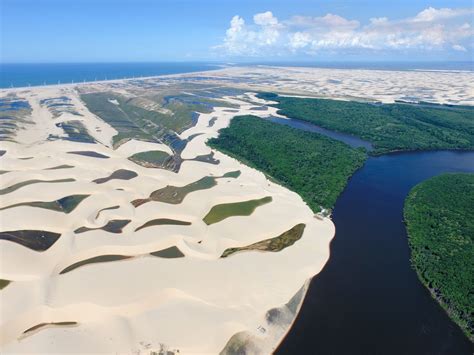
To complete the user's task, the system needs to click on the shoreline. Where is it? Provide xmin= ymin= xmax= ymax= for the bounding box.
xmin=2 ymin=65 xmax=473 ymax=106
xmin=0 ymin=66 xmax=231 ymax=92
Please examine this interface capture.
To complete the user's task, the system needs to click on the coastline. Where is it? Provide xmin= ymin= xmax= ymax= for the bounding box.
xmin=0 ymin=66 xmax=232 ymax=93
xmin=3 ymin=64 xmax=473 ymax=107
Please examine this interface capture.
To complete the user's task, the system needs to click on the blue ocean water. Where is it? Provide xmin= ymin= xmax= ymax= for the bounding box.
xmin=1 ymin=61 xmax=472 ymax=89
xmin=0 ymin=62 xmax=222 ymax=88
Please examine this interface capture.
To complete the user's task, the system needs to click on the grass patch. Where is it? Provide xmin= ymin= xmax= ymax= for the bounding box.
xmin=0 ymin=279 xmax=11 ymax=290
xmin=221 ymin=223 xmax=305 ymax=258
xmin=128 ymin=150 xmax=171 ymax=168
xmin=203 ymin=196 xmax=272 ymax=225
xmin=131 ymin=171 xmax=240 ymax=207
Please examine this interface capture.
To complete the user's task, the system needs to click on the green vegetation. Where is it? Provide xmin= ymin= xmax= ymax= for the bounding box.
xmin=208 ymin=115 xmax=366 ymax=211
xmin=81 ymin=92 xmax=172 ymax=147
xmin=203 ymin=196 xmax=272 ymax=225
xmin=259 ymin=93 xmax=474 ymax=155
xmin=131 ymin=172 xmax=241 ymax=207
xmin=222 ymin=170 xmax=241 ymax=178
xmin=404 ymin=173 xmax=474 ymax=340
xmin=51 ymin=120 xmax=95 ymax=143
xmin=0 ymin=97 xmax=32 ymax=142
xmin=40 ymin=96 xmax=81 ymax=118
xmin=221 ymin=223 xmax=305 ymax=258
xmin=132 ymin=176 xmax=217 ymax=207
xmin=128 ymin=150 xmax=171 ymax=168
xmin=80 ymin=91 xmax=232 ymax=148
xmin=0 ymin=279 xmax=11 ymax=290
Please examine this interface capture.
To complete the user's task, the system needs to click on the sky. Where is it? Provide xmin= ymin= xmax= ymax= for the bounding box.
xmin=1 ymin=0 xmax=473 ymax=63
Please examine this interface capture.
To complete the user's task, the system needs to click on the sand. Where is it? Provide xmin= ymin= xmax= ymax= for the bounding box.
xmin=1 ymin=65 xmax=471 ymax=354
xmin=0 ymin=83 xmax=333 ymax=354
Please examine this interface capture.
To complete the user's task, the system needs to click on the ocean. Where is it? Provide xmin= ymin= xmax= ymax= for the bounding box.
xmin=0 ymin=62 xmax=222 ymax=89
xmin=1 ymin=61 xmax=472 ymax=89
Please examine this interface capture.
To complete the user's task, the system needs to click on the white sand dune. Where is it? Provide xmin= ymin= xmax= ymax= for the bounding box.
xmin=0 ymin=84 xmax=334 ymax=354
xmin=2 ymin=66 xmax=470 ymax=354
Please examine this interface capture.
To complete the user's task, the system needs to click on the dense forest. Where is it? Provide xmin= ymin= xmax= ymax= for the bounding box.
xmin=404 ymin=173 xmax=474 ymax=340
xmin=258 ymin=93 xmax=474 ymax=155
xmin=208 ymin=115 xmax=366 ymax=212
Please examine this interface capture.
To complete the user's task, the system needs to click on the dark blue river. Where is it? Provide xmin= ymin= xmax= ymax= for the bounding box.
xmin=272 ymin=118 xmax=474 ymax=354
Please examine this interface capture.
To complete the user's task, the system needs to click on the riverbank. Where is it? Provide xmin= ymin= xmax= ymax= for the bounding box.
xmin=258 ymin=93 xmax=474 ymax=155
xmin=278 ymin=150 xmax=474 ymax=354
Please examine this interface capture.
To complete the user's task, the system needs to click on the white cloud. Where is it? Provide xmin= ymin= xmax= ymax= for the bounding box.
xmin=411 ymin=7 xmax=471 ymax=22
xmin=452 ymin=44 xmax=467 ymax=52
xmin=289 ymin=32 xmax=312 ymax=49
xmin=254 ymin=11 xmax=279 ymax=26
xmin=287 ymin=14 xmax=360 ymax=31
xmin=219 ymin=11 xmax=282 ymax=55
xmin=217 ymin=7 xmax=474 ymax=56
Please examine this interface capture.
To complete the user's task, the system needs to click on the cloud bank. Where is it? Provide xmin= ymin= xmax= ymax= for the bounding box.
xmin=217 ymin=7 xmax=473 ymax=57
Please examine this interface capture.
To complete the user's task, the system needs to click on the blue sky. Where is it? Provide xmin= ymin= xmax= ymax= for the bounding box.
xmin=1 ymin=0 xmax=473 ymax=62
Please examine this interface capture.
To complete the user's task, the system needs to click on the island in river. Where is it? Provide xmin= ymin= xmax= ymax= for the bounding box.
xmin=405 ymin=173 xmax=474 ymax=341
